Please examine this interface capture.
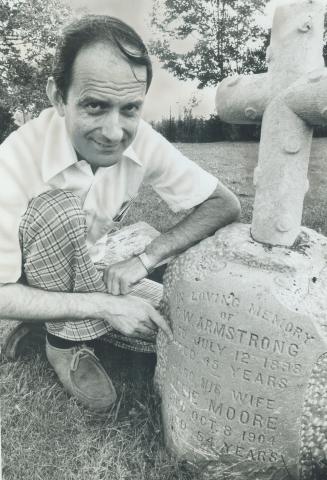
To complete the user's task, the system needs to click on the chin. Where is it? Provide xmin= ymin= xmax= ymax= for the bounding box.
xmin=93 ymin=153 xmax=122 ymax=167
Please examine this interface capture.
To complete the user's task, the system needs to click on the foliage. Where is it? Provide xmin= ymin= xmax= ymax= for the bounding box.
xmin=152 ymin=112 xmax=261 ymax=143
xmin=0 ymin=103 xmax=15 ymax=142
xmin=0 ymin=80 xmax=15 ymax=142
xmin=0 ymin=0 xmax=72 ymax=128
xmin=153 ymin=114 xmax=327 ymax=143
xmin=150 ymin=0 xmax=269 ymax=88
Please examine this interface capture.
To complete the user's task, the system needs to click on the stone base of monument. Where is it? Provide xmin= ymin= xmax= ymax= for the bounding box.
xmin=155 ymin=223 xmax=327 ymax=479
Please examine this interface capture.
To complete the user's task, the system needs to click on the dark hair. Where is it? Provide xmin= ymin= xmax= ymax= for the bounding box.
xmin=52 ymin=15 xmax=153 ymax=102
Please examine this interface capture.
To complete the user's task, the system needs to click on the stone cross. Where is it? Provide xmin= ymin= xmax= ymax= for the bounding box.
xmin=155 ymin=2 xmax=327 ymax=479
xmin=216 ymin=0 xmax=327 ymax=246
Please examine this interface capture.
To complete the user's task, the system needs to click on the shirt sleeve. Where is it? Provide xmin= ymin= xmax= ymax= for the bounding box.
xmin=134 ymin=121 xmax=218 ymax=212
xmin=0 ymin=155 xmax=29 ymax=283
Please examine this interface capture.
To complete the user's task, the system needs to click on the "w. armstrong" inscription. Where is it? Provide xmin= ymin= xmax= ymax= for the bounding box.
xmin=195 ymin=317 xmax=300 ymax=357
xmin=175 ymin=289 xmax=316 ymax=346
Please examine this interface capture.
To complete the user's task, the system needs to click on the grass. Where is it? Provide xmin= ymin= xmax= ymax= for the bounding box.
xmin=1 ymin=345 xmax=194 ymax=480
xmin=124 ymin=138 xmax=327 ymax=236
xmin=1 ymin=140 xmax=327 ymax=480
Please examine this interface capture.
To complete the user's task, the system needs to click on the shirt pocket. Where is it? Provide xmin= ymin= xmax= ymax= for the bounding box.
xmin=112 ymin=194 xmax=137 ymax=222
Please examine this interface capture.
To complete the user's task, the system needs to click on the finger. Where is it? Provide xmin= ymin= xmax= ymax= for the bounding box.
xmin=108 ymin=272 xmax=120 ymax=296
xmin=111 ymin=278 xmax=121 ymax=296
xmin=105 ymin=268 xmax=115 ymax=294
xmin=148 ymin=307 xmax=173 ymax=341
xmin=103 ymin=269 xmax=110 ymax=292
xmin=120 ymin=277 xmax=132 ymax=295
xmin=137 ymin=324 xmax=157 ymax=335
xmin=133 ymin=326 xmax=157 ymax=341
xmin=140 ymin=319 xmax=158 ymax=332
xmin=106 ymin=273 xmax=113 ymax=294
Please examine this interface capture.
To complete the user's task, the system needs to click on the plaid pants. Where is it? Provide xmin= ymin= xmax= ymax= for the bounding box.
xmin=19 ymin=189 xmax=155 ymax=352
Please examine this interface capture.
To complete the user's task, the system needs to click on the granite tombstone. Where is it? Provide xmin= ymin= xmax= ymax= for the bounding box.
xmin=155 ymin=1 xmax=327 ymax=479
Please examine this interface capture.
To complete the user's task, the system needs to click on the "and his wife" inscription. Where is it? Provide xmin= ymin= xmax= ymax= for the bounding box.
xmin=161 ymin=278 xmax=325 ymax=476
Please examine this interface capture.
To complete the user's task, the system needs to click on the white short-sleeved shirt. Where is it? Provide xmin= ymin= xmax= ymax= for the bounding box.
xmin=0 ymin=108 xmax=218 ymax=283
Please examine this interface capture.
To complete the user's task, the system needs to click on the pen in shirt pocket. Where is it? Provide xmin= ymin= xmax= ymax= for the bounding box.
xmin=112 ymin=195 xmax=137 ymax=223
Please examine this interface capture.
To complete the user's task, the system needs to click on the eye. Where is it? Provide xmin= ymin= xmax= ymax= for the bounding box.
xmin=123 ymin=104 xmax=140 ymax=115
xmin=85 ymin=102 xmax=105 ymax=114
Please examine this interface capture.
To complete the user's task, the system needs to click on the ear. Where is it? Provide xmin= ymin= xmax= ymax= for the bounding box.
xmin=46 ymin=77 xmax=65 ymax=117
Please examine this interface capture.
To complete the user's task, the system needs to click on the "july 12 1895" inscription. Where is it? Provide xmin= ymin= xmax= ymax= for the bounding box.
xmin=162 ymin=279 xmax=324 ymax=473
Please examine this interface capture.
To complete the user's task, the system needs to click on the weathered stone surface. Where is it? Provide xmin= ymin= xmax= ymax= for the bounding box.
xmin=216 ymin=0 xmax=327 ymax=247
xmin=156 ymin=223 xmax=327 ymax=479
xmin=157 ymin=2 xmax=327 ymax=477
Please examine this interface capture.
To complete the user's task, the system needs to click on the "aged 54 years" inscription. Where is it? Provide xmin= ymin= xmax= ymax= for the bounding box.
xmin=158 ymin=257 xmax=326 ymax=479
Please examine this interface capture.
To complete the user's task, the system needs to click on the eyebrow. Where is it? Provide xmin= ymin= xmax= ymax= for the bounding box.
xmin=78 ymin=96 xmax=107 ymax=106
xmin=78 ymin=95 xmax=144 ymax=106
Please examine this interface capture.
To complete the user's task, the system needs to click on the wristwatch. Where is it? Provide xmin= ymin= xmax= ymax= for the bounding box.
xmin=137 ymin=252 xmax=155 ymax=274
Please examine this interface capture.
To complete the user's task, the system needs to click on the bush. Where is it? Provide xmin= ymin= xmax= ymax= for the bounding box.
xmin=152 ymin=114 xmax=262 ymax=142
xmin=0 ymin=104 xmax=16 ymax=143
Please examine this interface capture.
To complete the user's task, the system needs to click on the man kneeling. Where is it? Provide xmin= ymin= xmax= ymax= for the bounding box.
xmin=0 ymin=15 xmax=240 ymax=410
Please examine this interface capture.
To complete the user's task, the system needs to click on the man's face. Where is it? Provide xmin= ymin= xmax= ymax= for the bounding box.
xmin=60 ymin=42 xmax=147 ymax=168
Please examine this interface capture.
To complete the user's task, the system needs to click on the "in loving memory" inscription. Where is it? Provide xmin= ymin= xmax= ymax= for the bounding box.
xmin=163 ymin=281 xmax=320 ymax=467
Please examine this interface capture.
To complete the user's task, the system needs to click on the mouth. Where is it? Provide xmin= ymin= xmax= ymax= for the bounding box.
xmin=92 ymin=139 xmax=121 ymax=152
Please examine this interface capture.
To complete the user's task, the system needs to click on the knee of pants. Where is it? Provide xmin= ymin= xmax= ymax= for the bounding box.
xmin=28 ymin=189 xmax=82 ymax=214
xmin=20 ymin=189 xmax=87 ymax=248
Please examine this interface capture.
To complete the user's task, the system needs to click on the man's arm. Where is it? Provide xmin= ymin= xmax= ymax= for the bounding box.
xmin=104 ymin=183 xmax=241 ymax=295
xmin=0 ymin=283 xmax=172 ymax=339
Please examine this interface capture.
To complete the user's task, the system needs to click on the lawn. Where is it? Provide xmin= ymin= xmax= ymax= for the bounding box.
xmin=1 ymin=140 xmax=327 ymax=480
xmin=124 ymin=138 xmax=327 ymax=236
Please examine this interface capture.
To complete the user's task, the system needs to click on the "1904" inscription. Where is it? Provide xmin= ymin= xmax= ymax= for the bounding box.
xmin=163 ymin=283 xmax=323 ymax=468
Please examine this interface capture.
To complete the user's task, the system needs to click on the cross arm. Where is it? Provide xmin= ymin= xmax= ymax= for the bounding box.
xmin=215 ymin=73 xmax=271 ymax=125
xmin=284 ymin=68 xmax=327 ymax=126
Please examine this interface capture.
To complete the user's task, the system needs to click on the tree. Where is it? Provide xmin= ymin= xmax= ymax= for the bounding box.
xmin=0 ymin=0 xmax=72 ymax=128
xmin=150 ymin=0 xmax=269 ymax=88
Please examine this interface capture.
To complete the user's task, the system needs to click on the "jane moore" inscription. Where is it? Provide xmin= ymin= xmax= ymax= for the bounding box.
xmin=164 ymin=285 xmax=321 ymax=466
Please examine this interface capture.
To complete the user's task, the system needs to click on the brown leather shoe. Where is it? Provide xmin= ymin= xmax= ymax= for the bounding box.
xmin=46 ymin=340 xmax=117 ymax=411
xmin=1 ymin=321 xmax=45 ymax=360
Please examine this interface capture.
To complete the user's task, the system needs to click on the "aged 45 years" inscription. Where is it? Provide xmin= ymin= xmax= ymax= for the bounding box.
xmin=158 ymin=248 xmax=327 ymax=480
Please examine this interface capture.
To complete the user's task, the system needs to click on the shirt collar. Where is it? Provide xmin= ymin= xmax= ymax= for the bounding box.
xmin=41 ymin=108 xmax=142 ymax=182
xmin=123 ymin=144 xmax=142 ymax=166
xmin=41 ymin=109 xmax=78 ymax=182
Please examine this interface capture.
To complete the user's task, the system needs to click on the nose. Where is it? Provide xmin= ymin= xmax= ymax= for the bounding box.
xmin=101 ymin=111 xmax=123 ymax=144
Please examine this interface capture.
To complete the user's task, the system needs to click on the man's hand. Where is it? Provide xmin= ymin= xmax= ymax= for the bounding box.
xmin=104 ymin=257 xmax=148 ymax=295
xmin=0 ymin=283 xmax=173 ymax=341
xmin=94 ymin=293 xmax=173 ymax=340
